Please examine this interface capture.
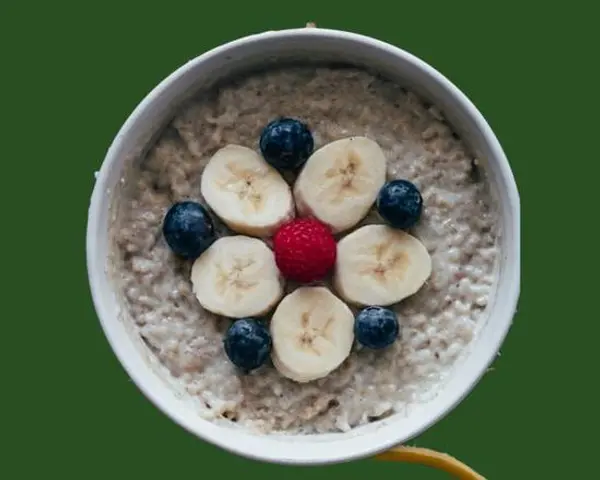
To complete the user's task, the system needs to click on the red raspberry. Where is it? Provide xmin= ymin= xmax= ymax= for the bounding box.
xmin=273 ymin=218 xmax=337 ymax=283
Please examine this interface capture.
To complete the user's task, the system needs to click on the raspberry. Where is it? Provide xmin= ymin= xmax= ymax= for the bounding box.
xmin=273 ymin=218 xmax=337 ymax=283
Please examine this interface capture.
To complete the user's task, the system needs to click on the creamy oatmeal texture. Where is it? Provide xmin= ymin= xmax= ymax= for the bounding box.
xmin=111 ymin=66 xmax=499 ymax=434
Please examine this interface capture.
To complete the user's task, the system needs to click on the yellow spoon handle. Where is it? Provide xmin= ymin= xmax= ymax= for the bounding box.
xmin=375 ymin=446 xmax=486 ymax=479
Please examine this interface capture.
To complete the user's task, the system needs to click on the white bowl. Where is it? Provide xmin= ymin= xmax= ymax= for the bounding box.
xmin=86 ymin=28 xmax=520 ymax=465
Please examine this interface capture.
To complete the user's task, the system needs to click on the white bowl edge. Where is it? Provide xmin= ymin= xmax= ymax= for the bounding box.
xmin=86 ymin=28 xmax=521 ymax=465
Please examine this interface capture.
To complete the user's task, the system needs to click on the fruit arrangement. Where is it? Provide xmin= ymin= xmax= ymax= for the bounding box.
xmin=161 ymin=118 xmax=432 ymax=380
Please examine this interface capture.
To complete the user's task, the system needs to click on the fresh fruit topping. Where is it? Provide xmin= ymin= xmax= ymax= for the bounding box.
xmin=200 ymin=144 xmax=294 ymax=237
xmin=259 ymin=117 xmax=314 ymax=170
xmin=162 ymin=201 xmax=216 ymax=259
xmin=376 ymin=179 xmax=423 ymax=230
xmin=273 ymin=218 xmax=337 ymax=283
xmin=190 ymin=236 xmax=284 ymax=318
xmin=270 ymin=287 xmax=354 ymax=382
xmin=354 ymin=306 xmax=400 ymax=349
xmin=294 ymin=136 xmax=387 ymax=233
xmin=334 ymin=224 xmax=432 ymax=306
xmin=224 ymin=318 xmax=272 ymax=372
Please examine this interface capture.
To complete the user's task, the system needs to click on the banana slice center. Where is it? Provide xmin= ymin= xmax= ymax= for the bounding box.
xmin=361 ymin=241 xmax=410 ymax=283
xmin=215 ymin=257 xmax=258 ymax=299
xmin=323 ymin=150 xmax=366 ymax=203
xmin=219 ymin=163 xmax=266 ymax=211
xmin=297 ymin=311 xmax=335 ymax=354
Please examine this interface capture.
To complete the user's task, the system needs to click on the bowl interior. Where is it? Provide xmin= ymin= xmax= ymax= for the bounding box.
xmin=87 ymin=29 xmax=520 ymax=464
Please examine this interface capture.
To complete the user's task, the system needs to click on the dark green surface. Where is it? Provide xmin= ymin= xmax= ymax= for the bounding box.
xmin=3 ymin=1 xmax=595 ymax=478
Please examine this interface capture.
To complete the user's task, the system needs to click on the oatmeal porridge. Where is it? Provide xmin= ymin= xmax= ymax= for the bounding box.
xmin=110 ymin=65 xmax=499 ymax=434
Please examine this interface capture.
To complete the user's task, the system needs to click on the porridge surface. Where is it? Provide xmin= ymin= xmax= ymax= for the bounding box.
xmin=111 ymin=66 xmax=499 ymax=434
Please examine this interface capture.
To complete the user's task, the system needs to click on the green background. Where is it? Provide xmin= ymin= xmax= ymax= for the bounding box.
xmin=3 ymin=1 xmax=595 ymax=478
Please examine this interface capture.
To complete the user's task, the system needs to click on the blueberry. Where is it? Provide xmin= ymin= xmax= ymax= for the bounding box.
xmin=376 ymin=180 xmax=423 ymax=230
xmin=259 ymin=117 xmax=314 ymax=170
xmin=224 ymin=318 xmax=272 ymax=372
xmin=354 ymin=306 xmax=400 ymax=349
xmin=162 ymin=201 xmax=215 ymax=259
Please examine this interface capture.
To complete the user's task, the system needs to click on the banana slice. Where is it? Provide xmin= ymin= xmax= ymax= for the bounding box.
xmin=293 ymin=137 xmax=387 ymax=233
xmin=270 ymin=286 xmax=354 ymax=383
xmin=334 ymin=224 xmax=432 ymax=306
xmin=190 ymin=236 xmax=284 ymax=318
xmin=201 ymin=144 xmax=295 ymax=237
